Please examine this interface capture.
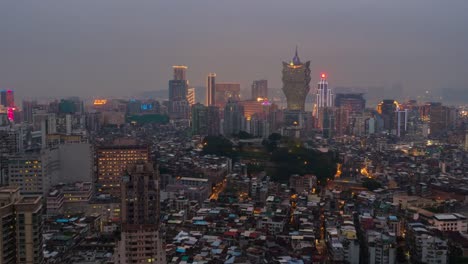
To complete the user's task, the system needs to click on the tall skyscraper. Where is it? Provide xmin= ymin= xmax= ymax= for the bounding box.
xmin=377 ymin=100 xmax=399 ymax=133
xmin=114 ymin=162 xmax=166 ymax=264
xmin=96 ymin=142 xmax=149 ymax=198
xmin=172 ymin=65 xmax=187 ymax=81
xmin=168 ymin=80 xmax=188 ymax=101
xmin=315 ymin=73 xmax=334 ymax=109
xmin=169 ymin=66 xmax=190 ymax=119
xmin=206 ymin=73 xmax=216 ymax=106
xmin=207 ymin=106 xmax=220 ymax=136
xmin=223 ymin=100 xmax=244 ymax=136
xmin=282 ymin=48 xmax=311 ymax=111
xmin=215 ymin=82 xmax=240 ymax=109
xmin=0 ymin=187 xmax=43 ymax=264
xmin=428 ymin=103 xmax=449 ymax=137
xmin=191 ymin=103 xmax=208 ymax=135
xmin=251 ymin=79 xmax=268 ymax=100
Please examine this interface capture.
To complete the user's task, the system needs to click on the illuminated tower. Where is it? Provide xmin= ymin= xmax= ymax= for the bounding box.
xmin=187 ymin=87 xmax=196 ymax=105
xmin=315 ymin=73 xmax=334 ymax=130
xmin=206 ymin=73 xmax=216 ymax=106
xmin=172 ymin=65 xmax=187 ymax=81
xmin=315 ymin=73 xmax=333 ymax=109
xmin=282 ymin=47 xmax=311 ymax=111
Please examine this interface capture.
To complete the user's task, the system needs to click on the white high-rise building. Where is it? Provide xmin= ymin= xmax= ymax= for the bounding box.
xmin=315 ymin=73 xmax=333 ymax=109
xmin=315 ymin=73 xmax=334 ymax=130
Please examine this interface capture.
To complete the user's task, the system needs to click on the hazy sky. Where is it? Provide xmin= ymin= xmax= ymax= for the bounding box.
xmin=1 ymin=1 xmax=468 ymax=103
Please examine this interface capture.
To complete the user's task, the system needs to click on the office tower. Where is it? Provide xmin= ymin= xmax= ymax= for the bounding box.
xmin=187 ymin=87 xmax=196 ymax=105
xmin=251 ymin=79 xmax=268 ymax=100
xmin=223 ymin=100 xmax=244 ymax=136
xmin=395 ymin=109 xmax=408 ymax=137
xmin=168 ymin=80 xmax=188 ymax=101
xmin=282 ymin=47 xmax=311 ymax=111
xmin=215 ymin=83 xmax=241 ymax=109
xmin=428 ymin=103 xmax=448 ymax=137
xmin=114 ymin=162 xmax=166 ymax=264
xmin=191 ymin=103 xmax=208 ymax=135
xmin=22 ymin=100 xmax=37 ymax=123
xmin=377 ymin=100 xmax=398 ymax=133
xmin=0 ymin=187 xmax=43 ymax=264
xmin=206 ymin=73 xmax=216 ymax=106
xmin=334 ymin=93 xmax=365 ymax=113
xmin=96 ymin=143 xmax=149 ymax=198
xmin=207 ymin=106 xmax=220 ymax=136
xmin=169 ymin=66 xmax=190 ymax=119
xmin=173 ymin=65 xmax=187 ymax=81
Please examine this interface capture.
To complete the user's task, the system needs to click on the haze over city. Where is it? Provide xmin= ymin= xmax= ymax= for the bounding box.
xmin=1 ymin=0 xmax=468 ymax=103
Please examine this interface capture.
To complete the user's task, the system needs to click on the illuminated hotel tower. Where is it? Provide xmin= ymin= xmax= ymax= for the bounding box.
xmin=282 ymin=47 xmax=311 ymax=111
xmin=315 ymin=73 xmax=333 ymax=109
xmin=206 ymin=73 xmax=216 ymax=106
xmin=173 ymin=65 xmax=187 ymax=80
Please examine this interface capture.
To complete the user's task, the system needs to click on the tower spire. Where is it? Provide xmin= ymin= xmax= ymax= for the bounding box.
xmin=292 ymin=45 xmax=301 ymax=65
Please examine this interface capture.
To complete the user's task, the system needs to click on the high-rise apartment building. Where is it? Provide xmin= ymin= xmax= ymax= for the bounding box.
xmin=251 ymin=80 xmax=268 ymax=100
xmin=172 ymin=65 xmax=187 ymax=81
xmin=207 ymin=106 xmax=220 ymax=136
xmin=113 ymin=162 xmax=165 ymax=264
xmin=223 ymin=100 xmax=244 ymax=136
xmin=215 ymin=83 xmax=241 ymax=109
xmin=206 ymin=73 xmax=216 ymax=106
xmin=191 ymin=103 xmax=220 ymax=136
xmin=0 ymin=187 xmax=43 ymax=264
xmin=191 ymin=103 xmax=208 ymax=136
xmin=22 ymin=100 xmax=37 ymax=124
xmin=96 ymin=143 xmax=149 ymax=198
xmin=282 ymin=48 xmax=311 ymax=111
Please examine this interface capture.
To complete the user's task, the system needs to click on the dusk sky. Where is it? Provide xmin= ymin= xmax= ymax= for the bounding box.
xmin=1 ymin=1 xmax=468 ymax=103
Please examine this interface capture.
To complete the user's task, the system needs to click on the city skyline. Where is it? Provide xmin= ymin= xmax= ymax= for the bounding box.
xmin=1 ymin=1 xmax=468 ymax=104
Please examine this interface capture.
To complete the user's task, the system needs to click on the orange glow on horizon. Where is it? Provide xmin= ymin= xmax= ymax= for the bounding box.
xmin=93 ymin=99 xmax=108 ymax=105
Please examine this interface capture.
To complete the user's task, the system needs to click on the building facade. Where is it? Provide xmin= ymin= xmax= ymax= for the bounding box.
xmin=113 ymin=162 xmax=166 ymax=264
xmin=0 ymin=187 xmax=43 ymax=264
xmin=96 ymin=144 xmax=149 ymax=198
xmin=215 ymin=83 xmax=241 ymax=109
